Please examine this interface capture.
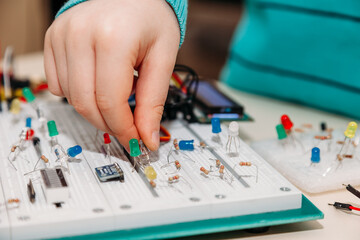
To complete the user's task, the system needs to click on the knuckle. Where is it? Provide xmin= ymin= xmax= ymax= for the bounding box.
xmin=47 ymin=82 xmax=63 ymax=97
xmin=72 ymin=98 xmax=91 ymax=116
xmin=96 ymin=93 xmax=113 ymax=113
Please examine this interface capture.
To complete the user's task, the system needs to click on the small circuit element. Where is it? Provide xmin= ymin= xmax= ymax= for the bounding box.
xmin=211 ymin=117 xmax=222 ymax=145
xmin=328 ymin=202 xmax=360 ymax=212
xmin=144 ymin=166 xmax=157 ymax=180
xmin=179 ymin=140 xmax=195 ymax=151
xmin=40 ymin=168 xmax=69 ymax=205
xmin=281 ymin=114 xmax=293 ymax=132
xmin=226 ymin=121 xmax=240 ymax=153
xmin=95 ymin=162 xmax=125 ymax=182
xmin=103 ymin=133 xmax=112 ymax=163
xmin=234 ymin=161 xmax=258 ymax=183
xmin=336 ymin=122 xmax=357 ymax=162
xmin=343 ymin=184 xmax=360 ymax=199
xmin=310 ymin=147 xmax=320 ymax=166
xmin=276 ymin=124 xmax=287 ymax=140
xmin=27 ymin=179 xmax=36 ymax=203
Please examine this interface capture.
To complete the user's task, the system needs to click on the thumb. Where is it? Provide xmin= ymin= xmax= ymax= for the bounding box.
xmin=134 ymin=43 xmax=177 ymax=151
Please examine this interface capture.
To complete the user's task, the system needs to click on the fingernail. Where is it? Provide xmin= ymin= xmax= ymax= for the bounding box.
xmin=152 ymin=130 xmax=160 ymax=149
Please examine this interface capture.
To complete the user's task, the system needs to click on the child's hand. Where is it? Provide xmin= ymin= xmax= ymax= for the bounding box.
xmin=44 ymin=0 xmax=180 ymax=151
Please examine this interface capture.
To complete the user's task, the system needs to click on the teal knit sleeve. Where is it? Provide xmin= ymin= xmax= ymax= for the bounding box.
xmin=56 ymin=0 xmax=188 ymax=46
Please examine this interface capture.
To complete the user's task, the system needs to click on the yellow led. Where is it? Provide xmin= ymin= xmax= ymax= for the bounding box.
xmin=9 ymin=98 xmax=21 ymax=115
xmin=144 ymin=166 xmax=157 ymax=180
xmin=344 ymin=122 xmax=357 ymax=139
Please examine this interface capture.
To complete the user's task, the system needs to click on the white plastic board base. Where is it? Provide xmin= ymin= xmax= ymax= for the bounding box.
xmin=0 ymin=102 xmax=301 ymax=239
xmin=251 ymin=129 xmax=360 ymax=193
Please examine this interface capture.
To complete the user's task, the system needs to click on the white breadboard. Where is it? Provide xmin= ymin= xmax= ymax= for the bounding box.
xmin=0 ymin=102 xmax=301 ymax=239
xmin=251 ymin=128 xmax=360 ymax=193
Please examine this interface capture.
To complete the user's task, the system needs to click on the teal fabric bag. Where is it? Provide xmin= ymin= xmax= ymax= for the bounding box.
xmin=221 ymin=0 xmax=360 ymax=118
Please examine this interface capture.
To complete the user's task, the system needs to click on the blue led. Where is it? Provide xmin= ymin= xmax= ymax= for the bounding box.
xmin=67 ymin=145 xmax=82 ymax=158
xmin=179 ymin=140 xmax=194 ymax=151
xmin=311 ymin=147 xmax=320 ymax=163
xmin=26 ymin=117 xmax=32 ymax=128
xmin=211 ymin=118 xmax=221 ymax=134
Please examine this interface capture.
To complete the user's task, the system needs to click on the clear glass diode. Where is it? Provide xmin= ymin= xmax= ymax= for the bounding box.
xmin=55 ymin=145 xmax=82 ymax=174
xmin=226 ymin=121 xmax=240 ymax=155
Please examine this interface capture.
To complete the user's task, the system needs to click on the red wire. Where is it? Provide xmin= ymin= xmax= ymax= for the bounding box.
xmin=349 ymin=206 xmax=360 ymax=211
xmin=172 ymin=72 xmax=187 ymax=94
xmin=159 ymin=125 xmax=171 ymax=142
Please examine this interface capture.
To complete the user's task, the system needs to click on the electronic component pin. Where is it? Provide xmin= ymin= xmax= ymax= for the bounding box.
xmin=226 ymin=121 xmax=240 ymax=153
xmin=95 ymin=162 xmax=124 ymax=182
xmin=27 ymin=179 xmax=36 ymax=203
xmin=40 ymin=168 xmax=69 ymax=205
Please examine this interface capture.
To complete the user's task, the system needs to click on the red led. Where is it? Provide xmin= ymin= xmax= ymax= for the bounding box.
xmin=26 ymin=129 xmax=34 ymax=140
xmin=281 ymin=114 xmax=293 ymax=130
xmin=103 ymin=133 xmax=111 ymax=144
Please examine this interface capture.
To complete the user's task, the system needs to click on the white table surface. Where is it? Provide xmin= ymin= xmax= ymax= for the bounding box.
xmin=10 ymin=52 xmax=360 ymax=240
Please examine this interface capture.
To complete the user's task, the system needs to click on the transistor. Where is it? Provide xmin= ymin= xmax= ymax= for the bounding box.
xmin=95 ymin=162 xmax=124 ymax=182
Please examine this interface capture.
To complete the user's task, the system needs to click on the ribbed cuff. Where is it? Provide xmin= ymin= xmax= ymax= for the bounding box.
xmin=56 ymin=0 xmax=188 ymax=47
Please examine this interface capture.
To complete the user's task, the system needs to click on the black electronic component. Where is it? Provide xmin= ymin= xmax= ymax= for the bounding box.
xmin=192 ymin=81 xmax=244 ymax=116
xmin=328 ymin=202 xmax=352 ymax=211
xmin=320 ymin=122 xmax=327 ymax=131
xmin=27 ymin=179 xmax=36 ymax=203
xmin=95 ymin=162 xmax=124 ymax=182
xmin=40 ymin=168 xmax=69 ymax=204
xmin=343 ymin=184 xmax=360 ymax=199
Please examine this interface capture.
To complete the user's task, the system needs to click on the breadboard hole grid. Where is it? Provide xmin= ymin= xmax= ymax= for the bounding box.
xmin=0 ymin=102 xmax=301 ymax=239
xmin=251 ymin=126 xmax=360 ymax=193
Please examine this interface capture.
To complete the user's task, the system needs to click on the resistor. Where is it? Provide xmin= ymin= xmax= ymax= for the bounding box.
xmin=11 ymin=145 xmax=17 ymax=152
xmin=294 ymin=128 xmax=304 ymax=133
xmin=315 ymin=135 xmax=331 ymax=140
xmin=8 ymin=198 xmax=20 ymax=204
xmin=337 ymin=141 xmax=345 ymax=144
xmin=168 ymin=175 xmax=180 ymax=183
xmin=302 ymin=124 xmax=313 ymax=129
xmin=200 ymin=167 xmax=209 ymax=175
xmin=174 ymin=160 xmax=181 ymax=169
xmin=149 ymin=180 xmax=156 ymax=188
xmin=219 ymin=165 xmax=225 ymax=174
xmin=173 ymin=139 xmax=179 ymax=150
xmin=216 ymin=159 xmax=221 ymax=168
xmin=199 ymin=141 xmax=207 ymax=148
xmin=344 ymin=154 xmax=353 ymax=159
xmin=239 ymin=162 xmax=252 ymax=166
xmin=41 ymin=155 xmax=49 ymax=163
xmin=336 ymin=154 xmax=343 ymax=161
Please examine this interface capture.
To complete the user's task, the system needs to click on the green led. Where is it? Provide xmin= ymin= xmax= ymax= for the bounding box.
xmin=276 ymin=124 xmax=287 ymax=140
xmin=344 ymin=121 xmax=357 ymax=139
xmin=47 ymin=120 xmax=59 ymax=137
xmin=129 ymin=139 xmax=141 ymax=157
xmin=22 ymin=87 xmax=36 ymax=103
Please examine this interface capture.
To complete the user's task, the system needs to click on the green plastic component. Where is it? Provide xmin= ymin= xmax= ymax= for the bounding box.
xmin=55 ymin=195 xmax=323 ymax=240
xmin=129 ymin=139 xmax=141 ymax=157
xmin=22 ymin=87 xmax=36 ymax=103
xmin=276 ymin=124 xmax=287 ymax=140
xmin=47 ymin=120 xmax=59 ymax=137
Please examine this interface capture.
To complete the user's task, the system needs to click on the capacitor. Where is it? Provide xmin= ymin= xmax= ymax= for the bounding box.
xmin=311 ymin=147 xmax=320 ymax=164
xmin=22 ymin=87 xmax=36 ymax=103
xmin=47 ymin=120 xmax=59 ymax=137
xmin=67 ymin=145 xmax=82 ymax=158
xmin=211 ymin=117 xmax=221 ymax=134
xmin=320 ymin=122 xmax=327 ymax=131
xmin=276 ymin=124 xmax=287 ymax=140
xmin=281 ymin=114 xmax=293 ymax=130
xmin=344 ymin=122 xmax=357 ymax=139
xmin=129 ymin=139 xmax=141 ymax=157
xmin=179 ymin=140 xmax=194 ymax=151
xmin=103 ymin=133 xmax=111 ymax=144
xmin=144 ymin=166 xmax=157 ymax=180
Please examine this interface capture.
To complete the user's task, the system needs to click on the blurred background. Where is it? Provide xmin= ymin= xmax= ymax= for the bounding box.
xmin=0 ymin=0 xmax=243 ymax=79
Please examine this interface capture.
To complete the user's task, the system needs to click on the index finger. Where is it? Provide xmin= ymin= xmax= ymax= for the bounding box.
xmin=95 ymin=38 xmax=139 ymax=150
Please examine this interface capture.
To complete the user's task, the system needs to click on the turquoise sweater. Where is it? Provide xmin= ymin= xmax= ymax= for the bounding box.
xmin=58 ymin=0 xmax=360 ymax=119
